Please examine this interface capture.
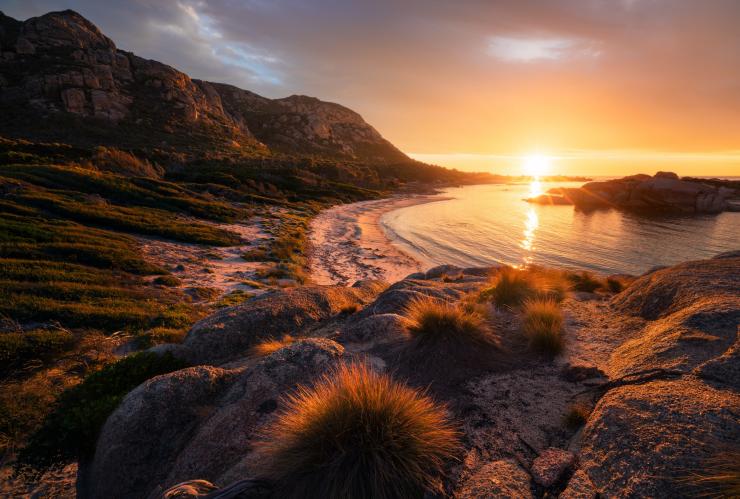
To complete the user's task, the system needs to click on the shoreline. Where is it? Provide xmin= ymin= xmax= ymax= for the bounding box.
xmin=308 ymin=194 xmax=445 ymax=285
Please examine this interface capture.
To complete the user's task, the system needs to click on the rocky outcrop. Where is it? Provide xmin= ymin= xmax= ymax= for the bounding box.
xmin=0 ymin=10 xmax=409 ymax=162
xmin=527 ymin=172 xmax=736 ymax=214
xmin=80 ymin=258 xmax=739 ymax=498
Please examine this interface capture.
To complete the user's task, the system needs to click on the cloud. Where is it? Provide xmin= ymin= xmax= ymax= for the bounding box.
xmin=487 ymin=36 xmax=601 ymax=62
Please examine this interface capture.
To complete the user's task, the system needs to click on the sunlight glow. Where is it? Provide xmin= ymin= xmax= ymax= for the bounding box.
xmin=519 ymin=208 xmax=539 ymax=267
xmin=522 ymin=154 xmax=551 ymax=178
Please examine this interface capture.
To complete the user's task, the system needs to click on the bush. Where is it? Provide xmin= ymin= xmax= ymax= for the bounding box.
xmin=93 ymin=146 xmax=163 ymax=178
xmin=521 ymin=298 xmax=564 ymax=355
xmin=250 ymin=335 xmax=295 ymax=357
xmin=16 ymin=352 xmax=189 ymax=472
xmin=404 ymin=297 xmax=498 ymax=350
xmin=135 ymin=327 xmax=187 ymax=348
xmin=258 ymin=363 xmax=460 ymax=498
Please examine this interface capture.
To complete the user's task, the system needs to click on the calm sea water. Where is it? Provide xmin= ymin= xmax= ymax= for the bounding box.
xmin=381 ymin=181 xmax=740 ymax=275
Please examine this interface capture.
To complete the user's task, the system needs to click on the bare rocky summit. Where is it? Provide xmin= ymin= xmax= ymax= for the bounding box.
xmin=0 ymin=10 xmax=407 ymax=162
xmin=76 ymin=254 xmax=739 ymax=498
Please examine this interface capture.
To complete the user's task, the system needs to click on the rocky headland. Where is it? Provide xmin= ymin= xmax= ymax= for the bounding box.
xmin=71 ymin=253 xmax=739 ymax=498
xmin=527 ymin=171 xmax=739 ymax=214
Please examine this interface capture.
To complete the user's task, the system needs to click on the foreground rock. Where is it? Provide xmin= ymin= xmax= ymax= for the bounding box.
xmin=527 ymin=171 xmax=737 ymax=214
xmin=80 ymin=258 xmax=739 ymax=498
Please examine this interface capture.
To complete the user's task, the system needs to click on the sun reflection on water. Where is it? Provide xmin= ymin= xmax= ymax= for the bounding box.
xmin=520 ymin=179 xmax=541 ymax=266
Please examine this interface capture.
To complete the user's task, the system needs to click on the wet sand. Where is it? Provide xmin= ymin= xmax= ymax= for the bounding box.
xmin=308 ymin=195 xmax=444 ymax=285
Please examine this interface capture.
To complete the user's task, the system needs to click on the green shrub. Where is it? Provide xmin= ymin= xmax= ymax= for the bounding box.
xmin=16 ymin=352 xmax=189 ymax=472
xmin=257 ymin=363 xmax=460 ymax=498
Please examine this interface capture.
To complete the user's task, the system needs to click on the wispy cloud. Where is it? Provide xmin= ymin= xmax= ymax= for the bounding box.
xmin=487 ymin=36 xmax=601 ymax=62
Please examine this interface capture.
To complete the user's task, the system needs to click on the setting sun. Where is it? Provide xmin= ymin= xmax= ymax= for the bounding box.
xmin=522 ymin=154 xmax=551 ymax=178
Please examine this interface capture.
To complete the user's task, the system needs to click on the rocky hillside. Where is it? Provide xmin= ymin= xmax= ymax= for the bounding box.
xmin=0 ymin=10 xmax=407 ymax=163
xmin=32 ymin=254 xmax=735 ymax=498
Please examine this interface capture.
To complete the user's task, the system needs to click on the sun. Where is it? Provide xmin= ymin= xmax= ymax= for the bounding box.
xmin=522 ymin=154 xmax=551 ymax=178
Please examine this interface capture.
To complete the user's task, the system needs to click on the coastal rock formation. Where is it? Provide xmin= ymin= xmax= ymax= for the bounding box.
xmin=79 ymin=256 xmax=740 ymax=498
xmin=0 ymin=10 xmax=408 ymax=162
xmin=527 ymin=172 xmax=736 ymax=214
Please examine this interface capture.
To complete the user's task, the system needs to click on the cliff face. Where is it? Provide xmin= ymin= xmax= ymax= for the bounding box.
xmin=0 ymin=10 xmax=407 ymax=163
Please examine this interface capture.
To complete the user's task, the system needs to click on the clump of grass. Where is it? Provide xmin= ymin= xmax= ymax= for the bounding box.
xmin=339 ymin=303 xmax=361 ymax=315
xmin=241 ymin=248 xmax=271 ymax=262
xmin=440 ymin=273 xmax=463 ymax=283
xmin=250 ymin=335 xmax=295 ymax=357
xmin=566 ymin=271 xmax=605 ymax=293
xmin=214 ymin=289 xmax=253 ymax=308
xmin=563 ymin=403 xmax=591 ymax=429
xmin=479 ymin=267 xmax=569 ymax=308
xmin=683 ymin=452 xmax=740 ymax=497
xmin=606 ymin=277 xmax=624 ymax=293
xmin=135 ymin=327 xmax=187 ymax=348
xmin=92 ymin=146 xmax=163 ymax=178
xmin=240 ymin=279 xmax=265 ymax=289
xmin=521 ymin=298 xmax=564 ymax=355
xmin=258 ymin=363 xmax=460 ymax=498
xmin=404 ymin=296 xmax=499 ymax=350
xmin=153 ymin=275 xmax=181 ymax=287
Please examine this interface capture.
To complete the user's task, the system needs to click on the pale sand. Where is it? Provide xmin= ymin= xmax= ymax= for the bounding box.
xmin=308 ymin=195 xmax=444 ymax=285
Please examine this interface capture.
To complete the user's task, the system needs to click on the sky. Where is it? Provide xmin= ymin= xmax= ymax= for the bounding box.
xmin=3 ymin=0 xmax=740 ymax=176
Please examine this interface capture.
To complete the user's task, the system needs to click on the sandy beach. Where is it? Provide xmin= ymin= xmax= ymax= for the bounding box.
xmin=308 ymin=195 xmax=443 ymax=285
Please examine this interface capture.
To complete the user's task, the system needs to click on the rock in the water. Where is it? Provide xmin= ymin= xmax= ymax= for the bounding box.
xmin=531 ymin=172 xmax=734 ymax=214
xmin=456 ymin=460 xmax=533 ymax=499
xmin=530 ymin=448 xmax=576 ymax=488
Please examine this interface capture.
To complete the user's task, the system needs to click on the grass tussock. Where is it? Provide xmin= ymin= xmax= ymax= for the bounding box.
xmin=565 ymin=271 xmax=605 ymax=293
xmin=521 ymin=298 xmax=564 ymax=355
xmin=404 ymin=296 xmax=499 ymax=350
xmin=606 ymin=277 xmax=625 ymax=293
xmin=683 ymin=452 xmax=740 ymax=498
xmin=479 ymin=266 xmax=570 ymax=308
xmin=250 ymin=335 xmax=295 ymax=357
xmin=258 ymin=363 xmax=460 ymax=499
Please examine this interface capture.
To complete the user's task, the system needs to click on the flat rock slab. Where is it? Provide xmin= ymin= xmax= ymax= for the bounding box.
xmin=531 ymin=448 xmax=576 ymax=488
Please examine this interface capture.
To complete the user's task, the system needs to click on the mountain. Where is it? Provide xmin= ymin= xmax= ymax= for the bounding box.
xmin=0 ymin=10 xmax=408 ymax=163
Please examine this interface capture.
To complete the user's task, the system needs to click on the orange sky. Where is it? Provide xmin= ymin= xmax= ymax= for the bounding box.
xmin=6 ymin=0 xmax=740 ymax=176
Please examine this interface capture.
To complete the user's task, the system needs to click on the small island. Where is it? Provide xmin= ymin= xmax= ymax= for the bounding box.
xmin=526 ymin=171 xmax=740 ymax=214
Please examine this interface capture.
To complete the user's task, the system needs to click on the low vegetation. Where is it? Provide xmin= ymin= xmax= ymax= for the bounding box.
xmin=521 ymin=298 xmax=565 ymax=355
xmin=682 ymin=452 xmax=740 ymax=498
xmin=16 ymin=352 xmax=189 ymax=473
xmin=250 ymin=335 xmax=296 ymax=357
xmin=479 ymin=266 xmax=570 ymax=307
xmin=258 ymin=363 xmax=460 ymax=498
xmin=404 ymin=297 xmax=499 ymax=350
xmin=565 ymin=271 xmax=606 ymax=293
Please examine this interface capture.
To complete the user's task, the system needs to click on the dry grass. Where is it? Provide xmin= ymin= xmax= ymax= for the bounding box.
xmin=521 ymin=298 xmax=564 ymax=355
xmin=683 ymin=451 xmax=740 ymax=498
xmin=257 ymin=363 xmax=460 ymax=499
xmin=566 ymin=271 xmax=605 ymax=293
xmin=480 ymin=267 xmax=570 ymax=308
xmin=404 ymin=296 xmax=499 ymax=349
xmin=250 ymin=335 xmax=295 ymax=357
